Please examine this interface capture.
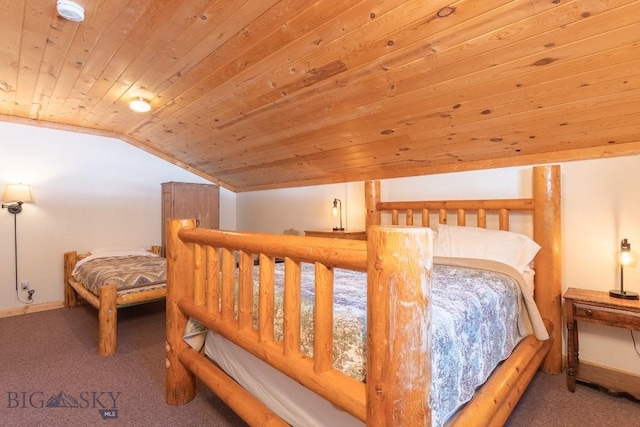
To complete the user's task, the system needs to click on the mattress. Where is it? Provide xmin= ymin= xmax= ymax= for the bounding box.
xmin=204 ymin=331 xmax=364 ymax=427
xmin=189 ymin=258 xmax=547 ymax=426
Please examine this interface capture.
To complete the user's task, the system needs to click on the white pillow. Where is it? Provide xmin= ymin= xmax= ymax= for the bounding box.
xmin=434 ymin=224 xmax=541 ymax=274
xmin=90 ymin=246 xmax=147 ymax=254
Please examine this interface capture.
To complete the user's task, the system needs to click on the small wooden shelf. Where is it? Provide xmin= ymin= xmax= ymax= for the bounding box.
xmin=304 ymin=230 xmax=366 ymax=240
xmin=576 ymin=362 xmax=640 ymax=400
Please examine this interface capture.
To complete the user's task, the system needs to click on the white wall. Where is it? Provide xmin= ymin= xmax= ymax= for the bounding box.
xmin=237 ymin=157 xmax=640 ymax=376
xmin=236 ymin=181 xmax=363 ymax=234
xmin=0 ymin=121 xmax=236 ymax=311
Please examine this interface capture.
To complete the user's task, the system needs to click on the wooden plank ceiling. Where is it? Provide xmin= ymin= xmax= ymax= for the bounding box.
xmin=1 ymin=0 xmax=640 ymax=192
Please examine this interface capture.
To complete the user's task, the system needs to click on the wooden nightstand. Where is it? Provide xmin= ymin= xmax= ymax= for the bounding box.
xmin=304 ymin=230 xmax=367 ymax=240
xmin=563 ymin=287 xmax=640 ymax=399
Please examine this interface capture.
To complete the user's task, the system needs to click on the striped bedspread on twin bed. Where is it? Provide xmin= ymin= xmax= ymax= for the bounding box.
xmin=185 ymin=257 xmax=547 ymax=426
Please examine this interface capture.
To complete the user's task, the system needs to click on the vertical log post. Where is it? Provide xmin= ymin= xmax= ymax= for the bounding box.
xmin=166 ymin=218 xmax=197 ymax=406
xmin=367 ymin=225 xmax=433 ymax=426
xmin=98 ymin=284 xmax=117 ymax=356
xmin=63 ymin=251 xmax=78 ymax=308
xmin=365 ymin=180 xmax=381 ymax=232
xmin=533 ymin=165 xmax=562 ymax=374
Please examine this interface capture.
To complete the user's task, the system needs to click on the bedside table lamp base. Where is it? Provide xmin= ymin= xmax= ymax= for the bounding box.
xmin=609 ymin=289 xmax=639 ymax=300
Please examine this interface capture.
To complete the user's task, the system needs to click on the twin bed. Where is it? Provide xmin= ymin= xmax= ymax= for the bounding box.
xmin=64 ymin=246 xmax=166 ymax=356
xmin=165 ymin=165 xmax=562 ymax=426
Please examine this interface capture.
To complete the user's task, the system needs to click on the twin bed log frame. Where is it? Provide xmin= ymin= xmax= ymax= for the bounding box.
xmin=165 ymin=164 xmax=562 ymax=426
xmin=63 ymin=246 xmax=164 ymax=356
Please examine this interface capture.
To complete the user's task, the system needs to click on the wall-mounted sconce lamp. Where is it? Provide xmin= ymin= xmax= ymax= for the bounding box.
xmin=610 ymin=238 xmax=639 ymax=300
xmin=2 ymin=184 xmax=34 ymax=215
xmin=2 ymin=184 xmax=35 ymax=304
xmin=332 ymin=198 xmax=344 ymax=231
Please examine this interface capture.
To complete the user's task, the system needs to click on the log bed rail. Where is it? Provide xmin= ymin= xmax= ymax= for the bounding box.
xmin=165 ymin=164 xmax=561 ymax=426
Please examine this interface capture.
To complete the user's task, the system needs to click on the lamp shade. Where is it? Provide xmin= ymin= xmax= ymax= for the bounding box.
xmin=331 ymin=198 xmax=344 ymax=231
xmin=2 ymin=184 xmax=34 ymax=204
xmin=611 ymin=238 xmax=640 ymax=299
xmin=619 ymin=238 xmax=638 ymax=267
xmin=620 ymin=250 xmax=636 ymax=267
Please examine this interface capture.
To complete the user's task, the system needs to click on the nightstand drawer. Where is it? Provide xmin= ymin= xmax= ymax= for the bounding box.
xmin=574 ymin=302 xmax=640 ymax=330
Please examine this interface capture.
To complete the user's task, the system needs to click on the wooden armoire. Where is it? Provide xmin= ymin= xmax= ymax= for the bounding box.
xmin=161 ymin=182 xmax=220 ymax=255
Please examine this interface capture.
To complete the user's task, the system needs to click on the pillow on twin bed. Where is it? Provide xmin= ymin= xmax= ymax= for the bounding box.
xmin=87 ymin=250 xmax=157 ymax=259
xmin=434 ymin=224 xmax=541 ymax=274
xmin=89 ymin=246 xmax=148 ymax=254
xmin=73 ymin=249 xmax=159 ymax=275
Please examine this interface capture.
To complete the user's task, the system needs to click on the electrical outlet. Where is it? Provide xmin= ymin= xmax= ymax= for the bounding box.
xmin=21 ymin=281 xmax=29 ymax=290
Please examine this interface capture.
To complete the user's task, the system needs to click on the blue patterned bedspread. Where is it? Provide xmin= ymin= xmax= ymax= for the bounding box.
xmin=186 ymin=258 xmax=542 ymax=426
xmin=265 ymin=259 xmax=526 ymax=426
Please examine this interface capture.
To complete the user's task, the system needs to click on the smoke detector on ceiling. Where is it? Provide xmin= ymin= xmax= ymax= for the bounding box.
xmin=57 ymin=0 xmax=85 ymax=22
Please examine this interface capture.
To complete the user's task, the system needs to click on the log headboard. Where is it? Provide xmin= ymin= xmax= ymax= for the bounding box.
xmin=363 ymin=164 xmax=562 ymax=374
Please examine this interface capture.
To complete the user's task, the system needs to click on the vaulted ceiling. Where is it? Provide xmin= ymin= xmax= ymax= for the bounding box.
xmin=2 ymin=0 xmax=640 ymax=191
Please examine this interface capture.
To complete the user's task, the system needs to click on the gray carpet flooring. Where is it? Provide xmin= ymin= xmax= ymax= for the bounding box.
xmin=507 ymin=367 xmax=640 ymax=426
xmin=1 ymin=301 xmax=638 ymax=426
xmin=0 ymin=301 xmax=246 ymax=426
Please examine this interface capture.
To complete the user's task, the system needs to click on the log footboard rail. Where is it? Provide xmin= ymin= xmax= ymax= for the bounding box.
xmin=165 ymin=219 xmax=433 ymax=426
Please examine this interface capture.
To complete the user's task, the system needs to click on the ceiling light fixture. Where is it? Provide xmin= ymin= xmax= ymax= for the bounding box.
xmin=129 ymin=97 xmax=152 ymax=113
xmin=56 ymin=0 xmax=85 ymax=22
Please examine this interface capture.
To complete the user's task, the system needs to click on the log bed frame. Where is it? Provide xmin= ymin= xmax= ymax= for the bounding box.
xmin=63 ymin=246 xmax=164 ymax=356
xmin=165 ymin=165 xmax=562 ymax=426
